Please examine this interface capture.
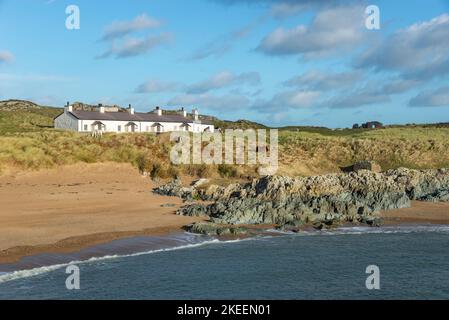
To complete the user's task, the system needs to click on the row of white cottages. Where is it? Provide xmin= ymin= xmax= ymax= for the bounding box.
xmin=54 ymin=104 xmax=215 ymax=133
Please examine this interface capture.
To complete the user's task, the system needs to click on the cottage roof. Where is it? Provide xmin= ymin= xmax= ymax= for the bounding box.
xmin=67 ymin=110 xmax=214 ymax=125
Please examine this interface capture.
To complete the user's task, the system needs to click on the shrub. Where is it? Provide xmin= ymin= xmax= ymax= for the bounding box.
xmin=136 ymin=153 xmax=151 ymax=174
xmin=218 ymin=164 xmax=238 ymax=178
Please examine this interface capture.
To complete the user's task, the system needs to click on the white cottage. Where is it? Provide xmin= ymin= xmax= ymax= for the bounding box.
xmin=54 ymin=103 xmax=214 ymax=134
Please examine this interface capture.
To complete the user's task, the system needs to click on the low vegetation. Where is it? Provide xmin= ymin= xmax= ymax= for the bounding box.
xmin=1 ymin=99 xmax=449 ymax=179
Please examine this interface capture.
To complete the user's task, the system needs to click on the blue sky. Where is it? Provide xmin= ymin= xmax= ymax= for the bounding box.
xmin=0 ymin=0 xmax=449 ymax=127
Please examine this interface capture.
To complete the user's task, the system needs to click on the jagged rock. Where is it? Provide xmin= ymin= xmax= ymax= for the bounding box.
xmin=341 ymin=161 xmax=382 ymax=173
xmin=385 ymin=168 xmax=449 ymax=201
xmin=192 ymin=179 xmax=210 ymax=189
xmin=418 ymin=189 xmax=449 ymax=202
xmin=158 ymin=168 xmax=449 ymax=234
xmin=183 ymin=222 xmax=248 ymax=236
xmin=177 ymin=204 xmax=208 ymax=217
xmin=153 ymin=178 xmax=197 ymax=200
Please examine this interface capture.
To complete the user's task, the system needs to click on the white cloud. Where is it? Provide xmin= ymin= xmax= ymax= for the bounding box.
xmin=187 ymin=71 xmax=261 ymax=94
xmin=0 ymin=50 xmax=14 ymax=63
xmin=101 ymin=14 xmax=162 ymax=41
xmin=355 ymin=14 xmax=449 ymax=80
xmin=254 ymin=90 xmax=320 ymax=113
xmin=135 ymin=79 xmax=180 ymax=93
xmin=409 ymin=86 xmax=449 ymax=107
xmin=97 ymin=14 xmax=170 ymax=59
xmin=257 ymin=5 xmax=367 ymax=58
xmin=284 ymin=70 xmax=362 ymax=91
xmin=97 ymin=33 xmax=172 ymax=59
xmin=167 ymin=93 xmax=250 ymax=110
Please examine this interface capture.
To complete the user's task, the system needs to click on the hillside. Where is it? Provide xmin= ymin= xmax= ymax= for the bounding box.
xmin=1 ymin=99 xmax=449 ymax=178
xmin=0 ymin=100 xmax=62 ymax=134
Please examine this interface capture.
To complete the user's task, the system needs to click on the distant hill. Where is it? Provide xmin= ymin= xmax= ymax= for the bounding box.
xmin=213 ymin=119 xmax=267 ymax=130
xmin=0 ymin=99 xmax=43 ymax=111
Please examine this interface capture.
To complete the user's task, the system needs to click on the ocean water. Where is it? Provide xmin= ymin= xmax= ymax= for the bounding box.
xmin=1 ymin=225 xmax=449 ymax=299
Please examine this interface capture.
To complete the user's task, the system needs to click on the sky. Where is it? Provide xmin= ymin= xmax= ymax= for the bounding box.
xmin=0 ymin=0 xmax=449 ymax=128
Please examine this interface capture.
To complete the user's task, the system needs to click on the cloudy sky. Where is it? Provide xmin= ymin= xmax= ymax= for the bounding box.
xmin=0 ymin=0 xmax=449 ymax=127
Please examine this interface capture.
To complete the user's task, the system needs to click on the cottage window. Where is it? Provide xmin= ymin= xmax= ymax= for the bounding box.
xmin=118 ymin=125 xmax=121 ymax=132
xmin=84 ymin=124 xmax=88 ymax=131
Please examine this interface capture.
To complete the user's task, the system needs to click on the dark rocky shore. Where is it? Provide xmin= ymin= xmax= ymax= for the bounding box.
xmin=153 ymin=168 xmax=449 ymax=235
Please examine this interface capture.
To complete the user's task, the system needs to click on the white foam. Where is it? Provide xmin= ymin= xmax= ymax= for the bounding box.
xmin=296 ymin=224 xmax=449 ymax=236
xmin=0 ymin=238 xmax=221 ymax=284
xmin=2 ymin=224 xmax=448 ymax=284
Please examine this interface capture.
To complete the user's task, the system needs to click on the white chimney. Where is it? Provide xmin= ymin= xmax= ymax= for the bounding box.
xmin=65 ymin=102 xmax=73 ymax=113
xmin=155 ymin=106 xmax=162 ymax=116
xmin=128 ymin=104 xmax=135 ymax=115
xmin=193 ymin=108 xmax=199 ymax=121
xmin=99 ymin=104 xmax=105 ymax=113
xmin=179 ymin=107 xmax=187 ymax=117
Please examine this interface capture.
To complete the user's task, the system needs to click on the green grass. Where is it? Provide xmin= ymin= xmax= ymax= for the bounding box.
xmin=0 ymin=108 xmax=62 ymax=134
xmin=1 ymin=99 xmax=449 ymax=178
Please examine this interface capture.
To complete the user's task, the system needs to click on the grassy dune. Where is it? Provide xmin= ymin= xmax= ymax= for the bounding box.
xmin=1 ymin=100 xmax=449 ymax=178
xmin=278 ymin=128 xmax=449 ymax=176
xmin=1 ymin=128 xmax=449 ymax=178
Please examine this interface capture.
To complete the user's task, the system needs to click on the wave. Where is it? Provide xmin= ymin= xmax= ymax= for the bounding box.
xmin=286 ymin=224 xmax=449 ymax=237
xmin=2 ymin=224 xmax=448 ymax=284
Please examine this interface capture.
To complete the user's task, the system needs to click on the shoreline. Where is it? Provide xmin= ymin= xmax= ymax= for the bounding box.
xmin=2 ymin=200 xmax=449 ymax=268
xmin=0 ymin=163 xmax=204 ymax=265
xmin=0 ymin=226 xmax=189 ymax=265
xmin=380 ymin=201 xmax=449 ymax=225
xmin=1 ymin=163 xmax=449 ymax=268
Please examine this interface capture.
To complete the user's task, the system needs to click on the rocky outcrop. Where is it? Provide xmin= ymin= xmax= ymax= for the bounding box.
xmin=156 ymin=168 xmax=449 ymax=235
xmin=177 ymin=171 xmax=409 ymax=230
xmin=385 ymin=168 xmax=449 ymax=201
xmin=153 ymin=178 xmax=198 ymax=201
xmin=183 ymin=222 xmax=249 ymax=236
xmin=341 ymin=161 xmax=382 ymax=173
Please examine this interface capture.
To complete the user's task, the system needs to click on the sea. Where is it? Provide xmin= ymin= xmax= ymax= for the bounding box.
xmin=1 ymin=224 xmax=449 ymax=300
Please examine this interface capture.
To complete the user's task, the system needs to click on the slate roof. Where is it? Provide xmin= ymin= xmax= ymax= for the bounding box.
xmin=65 ymin=110 xmax=214 ymax=125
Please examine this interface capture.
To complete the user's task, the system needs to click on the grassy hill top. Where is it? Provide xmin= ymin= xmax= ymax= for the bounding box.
xmin=0 ymin=100 xmax=62 ymax=134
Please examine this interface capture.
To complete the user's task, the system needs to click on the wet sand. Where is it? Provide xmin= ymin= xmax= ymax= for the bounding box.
xmin=1 ymin=163 xmax=449 ymax=265
xmin=0 ymin=163 xmax=203 ymax=264
xmin=381 ymin=201 xmax=449 ymax=224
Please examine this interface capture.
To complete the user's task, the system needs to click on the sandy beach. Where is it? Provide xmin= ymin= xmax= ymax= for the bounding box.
xmin=1 ymin=162 xmax=449 ymax=265
xmin=0 ymin=163 xmax=203 ymax=264
xmin=381 ymin=201 xmax=449 ymax=225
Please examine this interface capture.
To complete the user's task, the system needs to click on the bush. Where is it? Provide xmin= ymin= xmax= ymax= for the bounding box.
xmin=218 ymin=164 xmax=238 ymax=178
xmin=136 ymin=153 xmax=151 ymax=174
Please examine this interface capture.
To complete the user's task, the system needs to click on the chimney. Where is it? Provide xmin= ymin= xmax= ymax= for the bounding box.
xmin=154 ymin=106 xmax=162 ymax=116
xmin=65 ymin=101 xmax=73 ymax=113
xmin=99 ymin=103 xmax=105 ymax=113
xmin=193 ymin=108 xmax=199 ymax=121
xmin=128 ymin=104 xmax=135 ymax=115
xmin=179 ymin=107 xmax=187 ymax=117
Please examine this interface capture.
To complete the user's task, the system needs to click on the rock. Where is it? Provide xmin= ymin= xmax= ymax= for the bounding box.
xmin=160 ymin=203 xmax=177 ymax=208
xmin=341 ymin=161 xmax=382 ymax=173
xmin=153 ymin=178 xmax=197 ymax=200
xmin=161 ymin=167 xmax=449 ymax=235
xmin=183 ymin=222 xmax=249 ymax=236
xmin=177 ymin=204 xmax=208 ymax=217
xmin=192 ymin=179 xmax=210 ymax=189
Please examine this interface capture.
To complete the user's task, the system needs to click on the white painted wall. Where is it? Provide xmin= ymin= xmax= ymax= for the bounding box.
xmin=54 ymin=111 xmax=79 ymax=131
xmin=55 ymin=110 xmax=215 ymax=133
